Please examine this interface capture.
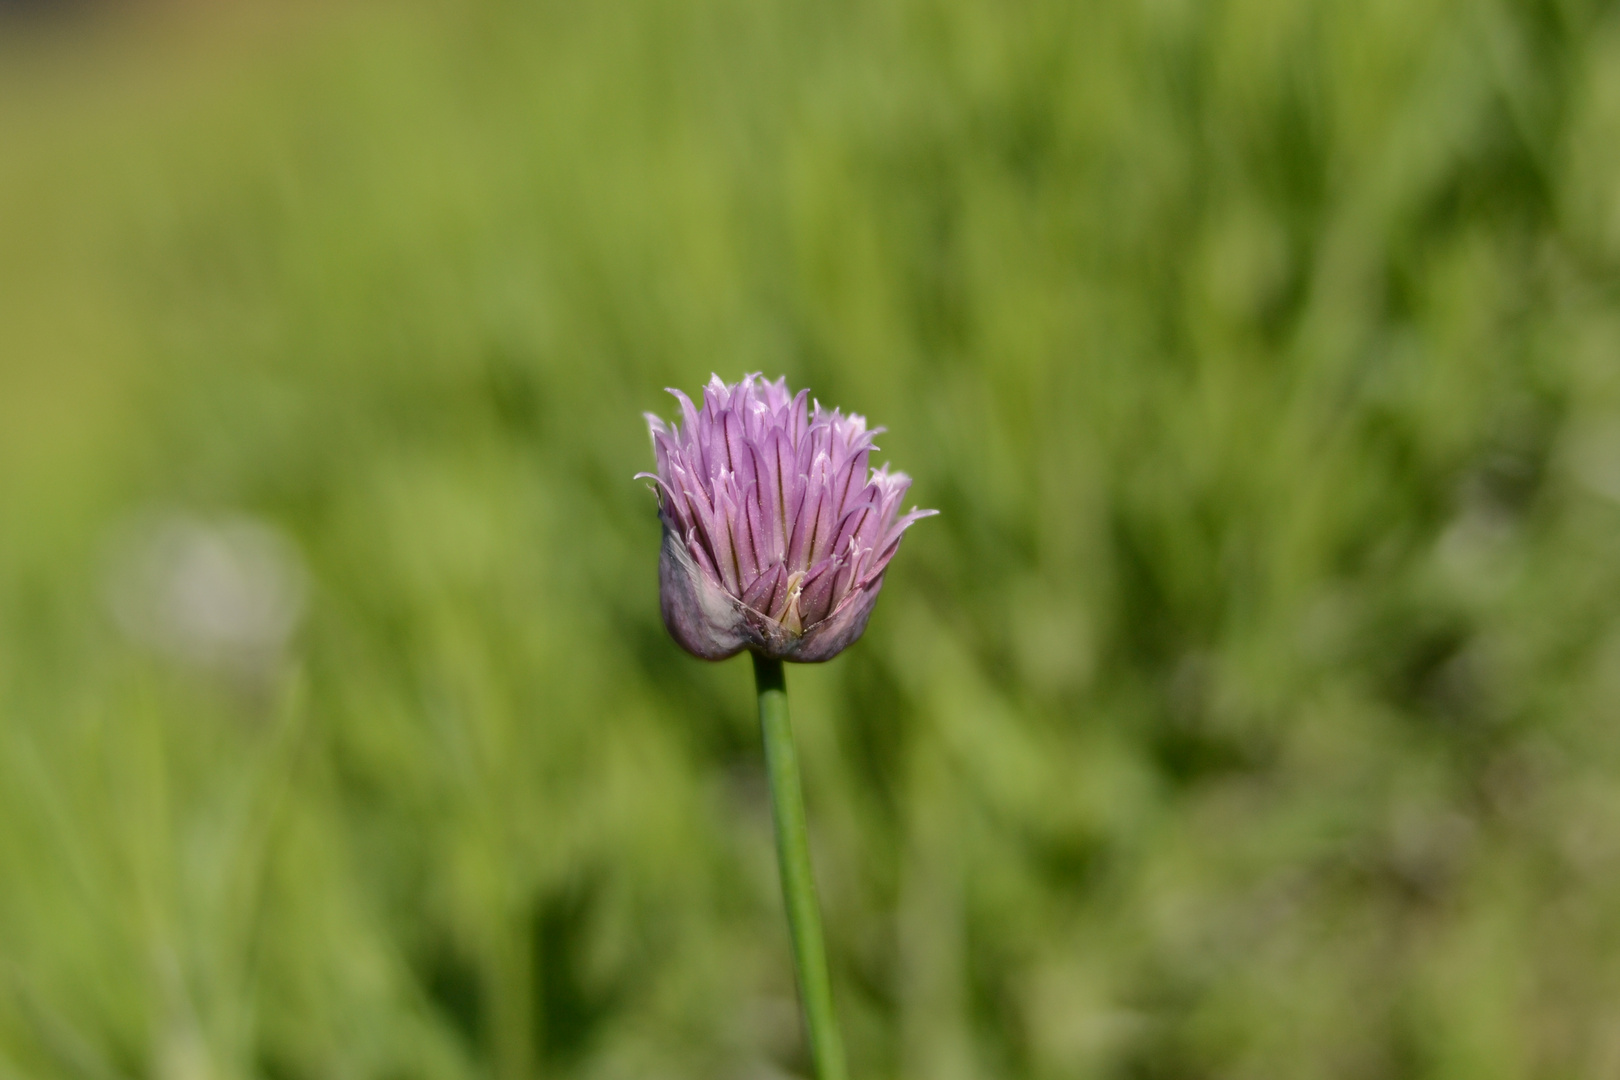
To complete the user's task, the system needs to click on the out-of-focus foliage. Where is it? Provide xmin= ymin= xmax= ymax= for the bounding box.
xmin=4 ymin=0 xmax=1620 ymax=1077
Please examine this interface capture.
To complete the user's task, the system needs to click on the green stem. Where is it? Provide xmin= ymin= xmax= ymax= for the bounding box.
xmin=753 ymin=653 xmax=850 ymax=1080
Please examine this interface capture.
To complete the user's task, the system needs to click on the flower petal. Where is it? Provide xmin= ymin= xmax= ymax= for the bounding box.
xmin=741 ymin=561 xmax=786 ymax=615
xmin=797 ymin=557 xmax=842 ymax=627
xmin=790 ymin=575 xmax=884 ymax=662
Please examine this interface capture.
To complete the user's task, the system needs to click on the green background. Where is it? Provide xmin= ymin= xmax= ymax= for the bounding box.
xmin=4 ymin=1 xmax=1620 ymax=1077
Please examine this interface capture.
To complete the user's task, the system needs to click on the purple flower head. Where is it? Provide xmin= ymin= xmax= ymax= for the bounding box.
xmin=638 ymin=374 xmax=937 ymax=662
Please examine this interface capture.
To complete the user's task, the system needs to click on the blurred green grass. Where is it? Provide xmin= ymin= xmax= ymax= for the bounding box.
xmin=4 ymin=0 xmax=1620 ymax=1077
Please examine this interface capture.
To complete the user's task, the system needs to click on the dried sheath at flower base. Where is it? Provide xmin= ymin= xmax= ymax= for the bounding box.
xmin=638 ymin=373 xmax=936 ymax=663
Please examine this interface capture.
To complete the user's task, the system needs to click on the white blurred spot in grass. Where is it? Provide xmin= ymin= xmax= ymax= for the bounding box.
xmin=106 ymin=511 xmax=306 ymax=678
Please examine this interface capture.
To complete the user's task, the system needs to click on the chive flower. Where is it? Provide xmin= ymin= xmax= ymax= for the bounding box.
xmin=639 ymin=373 xmax=936 ymax=662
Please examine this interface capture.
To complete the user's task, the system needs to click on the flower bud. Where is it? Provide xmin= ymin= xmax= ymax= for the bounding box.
xmin=638 ymin=374 xmax=936 ymax=662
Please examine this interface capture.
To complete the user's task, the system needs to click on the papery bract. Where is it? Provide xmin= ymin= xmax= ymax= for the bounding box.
xmin=638 ymin=374 xmax=936 ymax=662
